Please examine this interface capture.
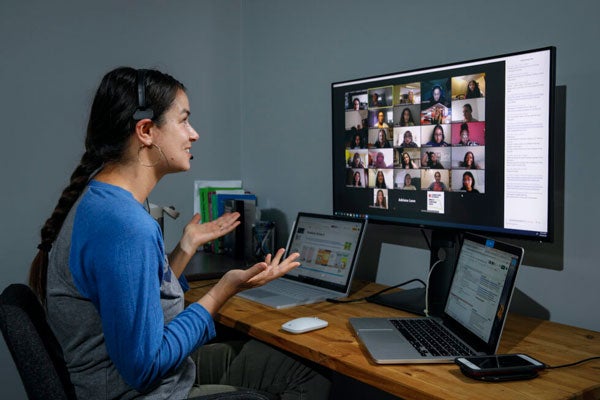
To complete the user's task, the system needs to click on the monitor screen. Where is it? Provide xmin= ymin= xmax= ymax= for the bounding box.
xmin=332 ymin=47 xmax=556 ymax=241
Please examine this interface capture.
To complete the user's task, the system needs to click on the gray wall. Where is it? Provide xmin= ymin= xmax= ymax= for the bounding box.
xmin=240 ymin=0 xmax=600 ymax=332
xmin=1 ymin=0 xmax=599 ymax=398
xmin=0 ymin=1 xmax=242 ymax=397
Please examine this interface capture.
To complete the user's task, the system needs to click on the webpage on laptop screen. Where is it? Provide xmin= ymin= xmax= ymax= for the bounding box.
xmin=444 ymin=239 xmax=514 ymax=342
xmin=286 ymin=217 xmax=361 ymax=286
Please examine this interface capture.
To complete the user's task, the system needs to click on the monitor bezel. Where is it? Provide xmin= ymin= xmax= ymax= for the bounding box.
xmin=331 ymin=46 xmax=557 ymax=242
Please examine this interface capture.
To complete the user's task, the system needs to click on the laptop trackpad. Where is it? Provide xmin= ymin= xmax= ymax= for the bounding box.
xmin=359 ymin=331 xmax=421 ymax=361
xmin=361 ymin=330 xmax=408 ymax=345
xmin=243 ymin=288 xmax=275 ymax=299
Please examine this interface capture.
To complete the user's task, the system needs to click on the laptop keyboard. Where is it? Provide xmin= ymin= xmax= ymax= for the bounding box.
xmin=390 ymin=318 xmax=476 ymax=357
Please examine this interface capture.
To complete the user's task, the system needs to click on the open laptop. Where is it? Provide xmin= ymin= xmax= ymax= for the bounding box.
xmin=237 ymin=212 xmax=367 ymax=309
xmin=350 ymin=232 xmax=524 ymax=364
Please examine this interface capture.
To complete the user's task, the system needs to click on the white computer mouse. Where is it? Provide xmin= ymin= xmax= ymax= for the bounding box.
xmin=281 ymin=317 xmax=328 ymax=334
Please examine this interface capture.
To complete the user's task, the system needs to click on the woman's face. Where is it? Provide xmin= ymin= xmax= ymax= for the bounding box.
xmin=432 ymin=87 xmax=441 ymax=102
xmin=460 ymin=130 xmax=469 ymax=144
xmin=402 ymin=153 xmax=410 ymax=163
xmin=378 ymin=130 xmax=385 ymax=141
xmin=354 ymin=172 xmax=360 ymax=183
xmin=408 ymin=91 xmax=414 ymax=102
xmin=353 ymin=99 xmax=360 ymax=110
xmin=152 ymin=89 xmax=199 ymax=173
xmin=463 ymin=106 xmax=473 ymax=120
xmin=434 ymin=172 xmax=441 ymax=182
xmin=463 ymin=174 xmax=473 ymax=190
xmin=377 ymin=190 xmax=383 ymax=201
xmin=377 ymin=171 xmax=384 ymax=182
xmin=433 ymin=128 xmax=443 ymax=143
xmin=353 ymin=153 xmax=361 ymax=164
xmin=465 ymin=152 xmax=474 ymax=166
xmin=403 ymin=132 xmax=412 ymax=144
xmin=354 ymin=135 xmax=361 ymax=145
xmin=403 ymin=109 xmax=410 ymax=121
xmin=378 ymin=112 xmax=385 ymax=124
xmin=468 ymin=81 xmax=475 ymax=91
xmin=404 ymin=174 xmax=412 ymax=185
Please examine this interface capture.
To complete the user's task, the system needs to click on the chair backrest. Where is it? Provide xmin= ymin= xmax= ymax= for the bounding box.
xmin=0 ymin=283 xmax=275 ymax=400
xmin=0 ymin=284 xmax=77 ymax=400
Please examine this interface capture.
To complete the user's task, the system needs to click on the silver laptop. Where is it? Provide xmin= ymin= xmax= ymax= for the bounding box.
xmin=350 ymin=232 xmax=524 ymax=364
xmin=237 ymin=212 xmax=367 ymax=309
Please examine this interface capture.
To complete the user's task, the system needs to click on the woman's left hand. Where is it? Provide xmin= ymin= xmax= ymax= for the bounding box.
xmin=179 ymin=212 xmax=241 ymax=254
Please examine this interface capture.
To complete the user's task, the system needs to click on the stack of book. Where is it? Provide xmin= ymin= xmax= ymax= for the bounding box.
xmin=194 ymin=180 xmax=257 ymax=259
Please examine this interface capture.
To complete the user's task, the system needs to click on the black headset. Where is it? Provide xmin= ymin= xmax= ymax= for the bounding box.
xmin=133 ymin=69 xmax=154 ymax=120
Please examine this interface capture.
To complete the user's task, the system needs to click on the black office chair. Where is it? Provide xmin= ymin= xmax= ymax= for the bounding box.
xmin=0 ymin=284 xmax=273 ymax=400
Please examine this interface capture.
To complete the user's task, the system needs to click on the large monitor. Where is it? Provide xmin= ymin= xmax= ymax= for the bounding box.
xmin=331 ymin=47 xmax=556 ymax=314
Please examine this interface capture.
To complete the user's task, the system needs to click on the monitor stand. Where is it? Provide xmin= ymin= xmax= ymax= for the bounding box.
xmin=366 ymin=230 xmax=459 ymax=317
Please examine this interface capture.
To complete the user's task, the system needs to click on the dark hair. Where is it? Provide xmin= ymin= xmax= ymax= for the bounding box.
xmin=400 ymin=107 xmax=414 ymax=126
xmin=375 ymin=170 xmax=387 ymax=188
xmin=465 ymin=80 xmax=482 ymax=98
xmin=376 ymin=189 xmax=387 ymax=207
xmin=431 ymin=85 xmax=443 ymax=101
xmin=463 ymin=151 xmax=476 ymax=168
xmin=463 ymin=103 xmax=473 ymax=112
xmin=460 ymin=123 xmax=469 ymax=133
xmin=400 ymin=152 xmax=414 ymax=169
xmin=29 ymin=67 xmax=185 ymax=302
xmin=432 ymin=124 xmax=445 ymax=141
xmin=461 ymin=171 xmax=476 ymax=189
xmin=353 ymin=171 xmax=362 ymax=186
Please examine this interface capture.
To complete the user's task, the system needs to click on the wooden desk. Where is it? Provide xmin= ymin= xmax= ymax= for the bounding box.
xmin=185 ymin=281 xmax=600 ymax=400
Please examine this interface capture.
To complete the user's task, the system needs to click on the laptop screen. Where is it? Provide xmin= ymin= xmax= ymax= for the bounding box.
xmin=284 ymin=213 xmax=367 ymax=293
xmin=444 ymin=234 xmax=523 ymax=349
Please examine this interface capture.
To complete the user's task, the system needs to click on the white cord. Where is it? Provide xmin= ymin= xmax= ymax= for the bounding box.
xmin=424 ymin=259 xmax=444 ymax=317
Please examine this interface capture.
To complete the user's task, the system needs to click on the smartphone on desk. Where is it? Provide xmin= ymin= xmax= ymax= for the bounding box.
xmin=455 ymin=354 xmax=546 ymax=382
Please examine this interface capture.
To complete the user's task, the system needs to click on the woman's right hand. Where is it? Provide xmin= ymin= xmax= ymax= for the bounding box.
xmin=197 ymin=249 xmax=300 ymax=315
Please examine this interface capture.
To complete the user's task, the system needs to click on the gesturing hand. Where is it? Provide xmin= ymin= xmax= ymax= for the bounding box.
xmin=179 ymin=212 xmax=241 ymax=254
xmin=199 ymin=249 xmax=301 ymax=315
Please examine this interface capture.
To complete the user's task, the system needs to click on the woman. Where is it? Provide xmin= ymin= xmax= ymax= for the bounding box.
xmin=375 ymin=170 xmax=387 ymax=188
xmin=399 ymin=107 xmax=415 ymax=127
xmin=374 ymin=189 xmax=387 ymax=208
xmin=352 ymin=170 xmax=363 ymax=187
xmin=461 ymin=171 xmax=479 ymax=193
xmin=425 ymin=124 xmax=449 ymax=147
xmin=457 ymin=123 xmax=479 ymax=146
xmin=350 ymin=132 xmax=363 ymax=149
xmin=402 ymin=174 xmax=416 ymax=190
xmin=400 ymin=152 xmax=417 ymax=169
xmin=427 ymin=171 xmax=447 ymax=191
xmin=400 ymin=130 xmax=418 ymax=148
xmin=374 ymin=129 xmax=391 ymax=148
xmin=460 ymin=151 xmax=479 ymax=169
xmin=349 ymin=152 xmax=365 ymax=168
xmin=465 ymin=79 xmax=482 ymax=98
xmin=372 ymin=151 xmax=388 ymax=168
xmin=29 ymin=68 xmax=329 ymax=400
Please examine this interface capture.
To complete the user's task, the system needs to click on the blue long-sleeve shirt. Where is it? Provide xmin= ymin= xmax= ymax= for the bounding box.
xmin=47 ymin=180 xmax=216 ymax=399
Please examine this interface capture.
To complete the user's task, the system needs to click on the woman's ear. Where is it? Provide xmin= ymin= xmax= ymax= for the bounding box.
xmin=135 ymin=119 xmax=154 ymax=147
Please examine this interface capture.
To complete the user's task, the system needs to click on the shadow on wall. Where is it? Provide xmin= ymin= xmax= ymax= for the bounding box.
xmin=509 ymin=289 xmax=551 ymax=320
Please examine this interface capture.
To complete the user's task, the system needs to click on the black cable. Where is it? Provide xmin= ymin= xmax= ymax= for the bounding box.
xmin=420 ymin=228 xmax=431 ymax=250
xmin=544 ymin=356 xmax=600 ymax=369
xmin=326 ymin=278 xmax=427 ymax=304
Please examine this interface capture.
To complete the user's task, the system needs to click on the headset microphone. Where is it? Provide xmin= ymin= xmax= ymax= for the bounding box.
xmin=133 ymin=69 xmax=154 ymax=120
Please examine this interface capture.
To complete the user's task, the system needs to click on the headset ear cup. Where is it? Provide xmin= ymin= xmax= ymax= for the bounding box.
xmin=133 ymin=69 xmax=154 ymax=120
